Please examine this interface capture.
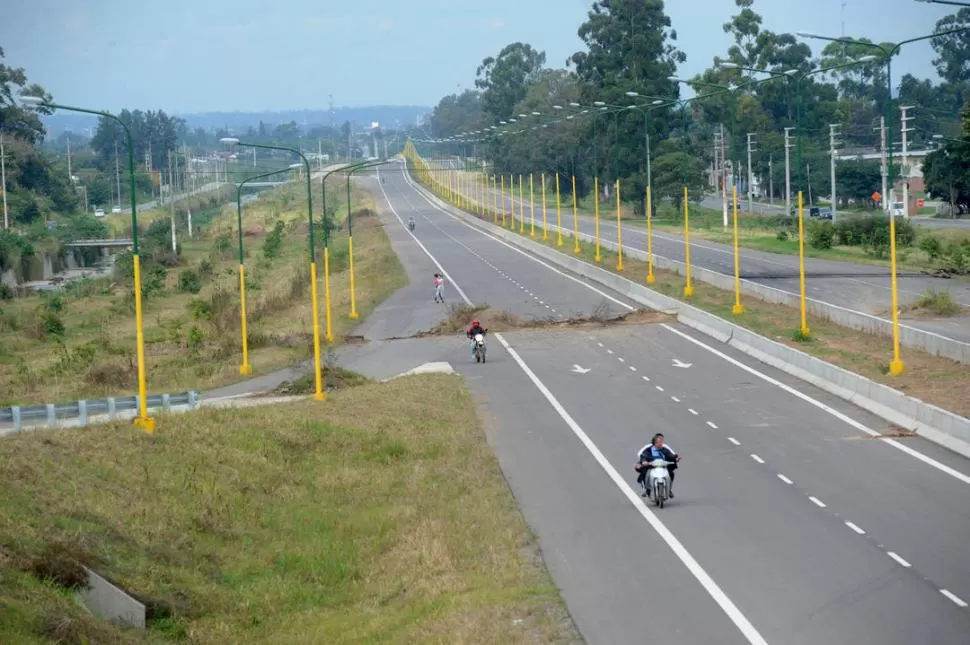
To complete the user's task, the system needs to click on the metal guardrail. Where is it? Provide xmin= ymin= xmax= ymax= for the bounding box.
xmin=0 ymin=392 xmax=200 ymax=434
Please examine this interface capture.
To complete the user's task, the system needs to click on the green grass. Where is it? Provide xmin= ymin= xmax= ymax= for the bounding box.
xmin=0 ymin=375 xmax=577 ymax=644
xmin=911 ymin=289 xmax=962 ymax=316
xmin=0 ymin=178 xmax=403 ymax=405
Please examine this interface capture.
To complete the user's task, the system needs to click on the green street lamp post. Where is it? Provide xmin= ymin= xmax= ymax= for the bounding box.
xmin=346 ymin=160 xmax=390 ymax=319
xmin=221 ymin=137 xmax=327 ymax=400
xmin=20 ymin=95 xmax=156 ymax=432
xmin=234 ymin=167 xmax=293 ymax=374
xmin=797 ymin=26 xmax=970 ymax=375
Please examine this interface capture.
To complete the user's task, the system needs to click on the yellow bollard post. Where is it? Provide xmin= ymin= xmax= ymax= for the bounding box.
xmin=731 ymin=186 xmax=744 ymax=315
xmin=519 ymin=175 xmax=525 ymax=233
xmin=797 ymin=191 xmax=809 ymax=337
xmin=348 ymin=236 xmax=358 ymax=320
xmin=238 ymin=265 xmax=252 ymax=374
xmin=683 ymin=186 xmax=694 ymax=297
xmin=594 ymin=176 xmax=601 ymax=262
xmin=310 ymin=261 xmax=326 ymax=401
xmin=616 ymin=179 xmax=624 ymax=271
xmin=510 ymin=175 xmax=515 ymax=229
xmin=131 ymin=254 xmax=155 ymax=432
xmin=492 ymin=176 xmax=498 ymax=224
xmin=572 ymin=175 xmax=580 ymax=254
xmin=529 ymin=174 xmax=536 ymax=238
xmin=501 ymin=175 xmax=507 ymax=226
xmin=646 ymin=185 xmax=655 ymax=284
xmin=541 ymin=173 xmax=548 ymax=240
xmin=555 ymin=173 xmax=563 ymax=246
xmin=324 ymin=247 xmax=333 ymax=341
xmin=888 ymin=208 xmax=904 ymax=375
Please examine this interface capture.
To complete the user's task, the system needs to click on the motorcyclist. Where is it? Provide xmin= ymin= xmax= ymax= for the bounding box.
xmin=635 ymin=433 xmax=680 ymax=498
xmin=466 ymin=319 xmax=488 ymax=357
xmin=408 ymin=216 xmax=415 ymax=231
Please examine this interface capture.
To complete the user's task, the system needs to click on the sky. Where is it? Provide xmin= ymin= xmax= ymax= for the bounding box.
xmin=0 ymin=0 xmax=961 ymax=115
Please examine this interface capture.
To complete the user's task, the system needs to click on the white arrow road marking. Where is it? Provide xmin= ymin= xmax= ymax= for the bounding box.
xmin=571 ymin=364 xmax=591 ymax=374
xmin=672 ymin=359 xmax=693 ymax=368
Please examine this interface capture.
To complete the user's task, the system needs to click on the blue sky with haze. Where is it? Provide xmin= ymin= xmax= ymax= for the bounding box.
xmin=0 ymin=0 xmax=958 ymax=114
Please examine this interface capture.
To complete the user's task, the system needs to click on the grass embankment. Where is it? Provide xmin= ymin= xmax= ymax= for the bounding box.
xmin=0 ymin=374 xmax=576 ymax=644
xmin=430 ymin=175 xmax=970 ymax=420
xmin=0 ymin=178 xmax=405 ymax=405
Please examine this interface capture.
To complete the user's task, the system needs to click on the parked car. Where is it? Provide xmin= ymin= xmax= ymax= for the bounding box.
xmin=94 ymin=208 xmax=105 ymax=218
xmin=111 ymin=206 xmax=122 ymax=213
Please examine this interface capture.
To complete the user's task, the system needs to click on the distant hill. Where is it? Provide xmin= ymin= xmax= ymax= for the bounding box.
xmin=43 ymin=105 xmax=432 ymax=137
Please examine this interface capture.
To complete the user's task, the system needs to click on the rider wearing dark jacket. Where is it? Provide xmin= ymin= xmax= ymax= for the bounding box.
xmin=635 ymin=434 xmax=680 ymax=497
xmin=466 ymin=320 xmax=487 ymax=338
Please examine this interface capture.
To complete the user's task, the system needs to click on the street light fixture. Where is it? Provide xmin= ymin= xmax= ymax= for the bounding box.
xmin=221 ymin=136 xmax=327 ymax=400
xmin=21 ymin=94 xmax=156 ymax=431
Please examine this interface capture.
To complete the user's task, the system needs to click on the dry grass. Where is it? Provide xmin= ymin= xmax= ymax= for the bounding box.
xmin=0 ymin=375 xmax=578 ymax=644
xmin=0 ymin=179 xmax=402 ymax=405
xmin=435 ymin=181 xmax=970 ymax=421
xmin=424 ymin=303 xmax=669 ymax=337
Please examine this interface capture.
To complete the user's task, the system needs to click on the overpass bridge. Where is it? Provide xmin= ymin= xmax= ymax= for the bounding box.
xmin=64 ymin=238 xmax=133 ymax=249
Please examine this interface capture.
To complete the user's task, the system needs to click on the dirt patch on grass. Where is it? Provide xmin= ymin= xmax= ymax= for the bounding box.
xmin=422 ymin=302 xmax=670 ymax=337
xmin=0 ymin=375 xmax=579 ymax=644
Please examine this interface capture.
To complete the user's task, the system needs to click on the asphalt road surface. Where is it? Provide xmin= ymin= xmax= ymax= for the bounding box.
xmin=274 ymin=164 xmax=969 ymax=644
xmin=478 ymin=178 xmax=970 ymax=345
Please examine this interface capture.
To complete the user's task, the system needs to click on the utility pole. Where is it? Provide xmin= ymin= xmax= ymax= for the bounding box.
xmin=900 ymin=105 xmax=914 ymax=219
xmin=66 ymin=135 xmax=73 ymax=183
xmin=746 ymin=132 xmax=757 ymax=214
xmin=719 ymin=124 xmax=728 ymax=227
xmin=768 ymin=154 xmax=774 ymax=206
xmin=784 ymin=127 xmax=794 ymax=216
xmin=169 ymin=149 xmax=177 ymax=253
xmin=829 ymin=124 xmax=841 ymax=222
xmin=877 ymin=116 xmax=888 ymax=213
xmin=0 ymin=131 xmax=8 ymax=229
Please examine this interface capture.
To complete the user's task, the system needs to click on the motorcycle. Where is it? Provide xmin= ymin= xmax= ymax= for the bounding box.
xmin=408 ymin=219 xmax=416 ymax=231
xmin=644 ymin=459 xmax=676 ymax=508
xmin=473 ymin=333 xmax=487 ymax=363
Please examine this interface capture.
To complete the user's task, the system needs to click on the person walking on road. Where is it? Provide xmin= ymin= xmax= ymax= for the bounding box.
xmin=433 ymin=273 xmax=445 ymax=303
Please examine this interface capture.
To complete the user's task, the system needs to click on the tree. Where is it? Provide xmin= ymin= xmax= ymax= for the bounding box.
xmin=475 ymin=43 xmax=546 ymax=122
xmin=430 ymin=90 xmax=482 ymax=141
xmin=569 ymin=0 xmax=684 ymax=203
xmin=0 ymin=47 xmax=51 ymax=144
xmin=931 ymin=8 xmax=970 ymax=86
xmin=922 ymin=102 xmax=970 ymax=215
xmin=836 ymin=158 xmax=884 ymax=206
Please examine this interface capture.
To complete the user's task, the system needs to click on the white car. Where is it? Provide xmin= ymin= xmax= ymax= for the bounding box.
xmin=94 ymin=208 xmax=105 ymax=218
xmin=111 ymin=206 xmax=122 ymax=213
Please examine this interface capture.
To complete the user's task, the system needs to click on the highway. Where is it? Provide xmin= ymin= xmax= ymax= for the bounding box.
xmin=290 ymin=162 xmax=970 ymax=644
xmin=478 ymin=178 xmax=970 ymax=345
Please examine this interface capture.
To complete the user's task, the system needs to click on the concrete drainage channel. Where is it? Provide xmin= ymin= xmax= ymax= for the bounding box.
xmin=409 ymin=174 xmax=970 ymax=460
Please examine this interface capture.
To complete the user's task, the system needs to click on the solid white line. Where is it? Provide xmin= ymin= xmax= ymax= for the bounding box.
xmin=706 ymin=421 xmax=718 ymax=429
xmin=728 ymin=437 xmax=741 ymax=446
xmin=777 ymin=474 xmax=794 ymax=485
xmin=689 ymin=408 xmax=698 ymax=415
xmin=887 ymin=552 xmax=911 ymax=568
xmin=385 ymin=169 xmax=769 ymax=644
xmin=493 ymin=332 xmax=769 ymax=644
xmin=845 ymin=521 xmax=866 ymax=535
xmin=940 ymin=589 xmax=968 ymax=608
xmin=671 ymin=395 xmax=680 ymax=402
xmin=661 ymin=324 xmax=970 ymax=487
xmin=750 ymin=454 xmax=765 ymax=464
xmin=809 ymin=496 xmax=827 ymax=508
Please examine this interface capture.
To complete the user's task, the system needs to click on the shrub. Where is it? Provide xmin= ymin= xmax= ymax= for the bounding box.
xmin=807 ymin=221 xmax=834 ymax=250
xmin=188 ymin=325 xmax=205 ymax=351
xmin=914 ymin=289 xmax=961 ymax=315
xmin=43 ymin=294 xmax=65 ymax=313
xmin=188 ymin=298 xmax=212 ymax=321
xmin=178 ymin=269 xmax=202 ymax=294
xmin=85 ymin=361 xmax=130 ymax=388
xmin=775 ymin=230 xmax=789 ymax=241
xmin=262 ymin=220 xmax=285 ymax=259
xmin=0 ymin=284 xmax=13 ymax=301
xmin=198 ymin=258 xmax=214 ymax=278
xmin=918 ymin=235 xmax=944 ymax=261
xmin=142 ymin=265 xmax=168 ymax=298
xmin=41 ymin=311 xmax=65 ymax=338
